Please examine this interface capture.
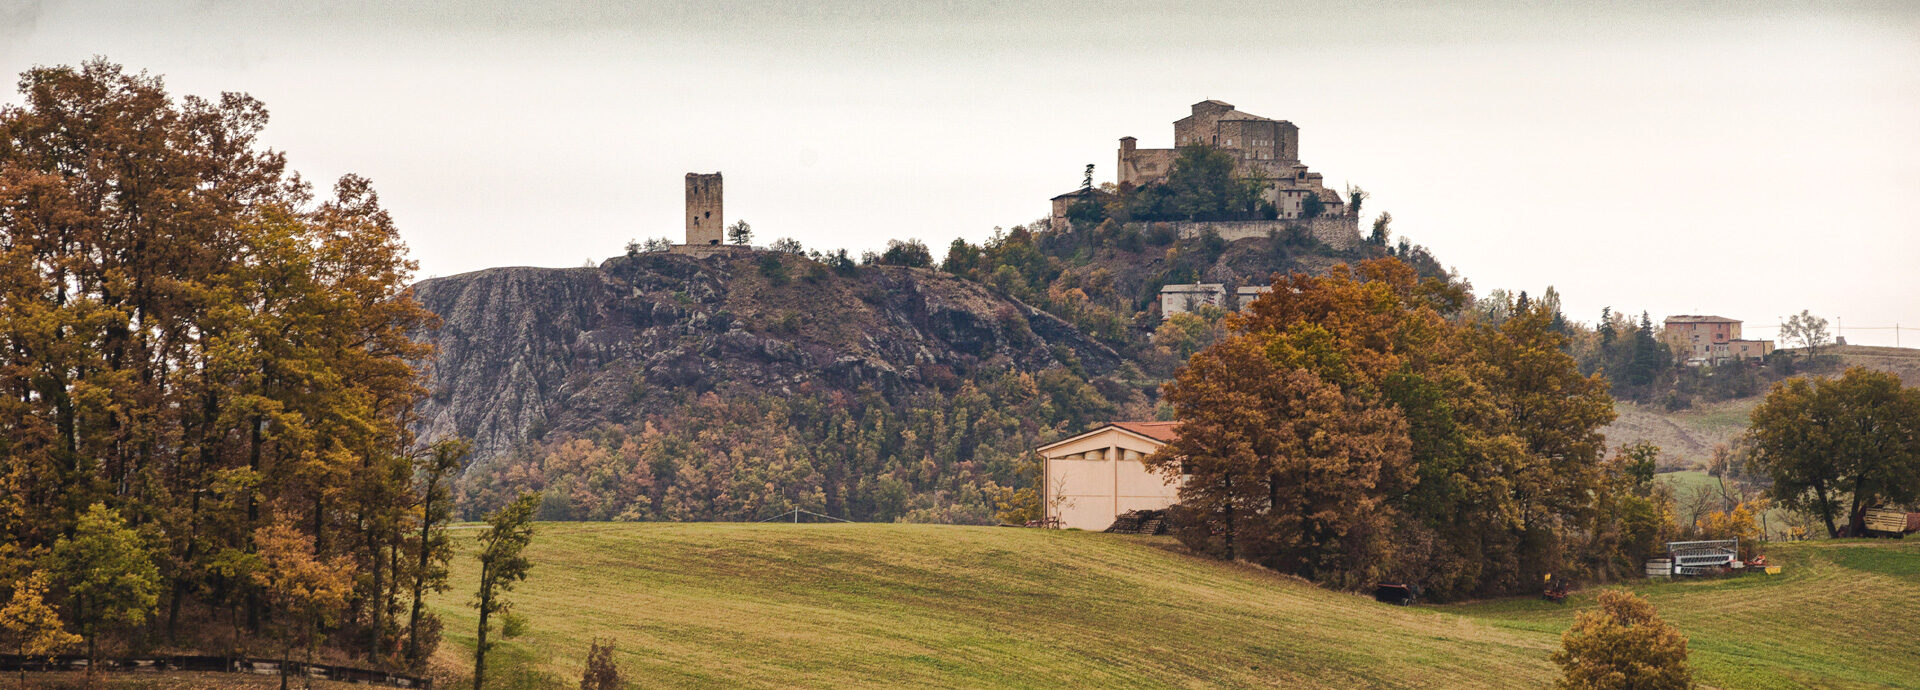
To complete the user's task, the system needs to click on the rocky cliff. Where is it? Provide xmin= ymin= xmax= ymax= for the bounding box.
xmin=408 ymin=250 xmax=1128 ymax=468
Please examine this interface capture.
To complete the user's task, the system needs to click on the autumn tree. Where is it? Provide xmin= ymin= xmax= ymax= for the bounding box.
xmin=473 ymin=492 xmax=541 ymax=690
xmin=0 ymin=570 xmax=81 ymax=681
xmin=408 ymin=438 xmax=470 ymax=666
xmin=1149 ymin=258 xmax=1615 ymax=599
xmin=1151 ymin=337 xmax=1411 ymax=585
xmin=48 ymin=504 xmax=160 ymax=672
xmin=252 ymin=522 xmax=354 ymax=690
xmin=0 ymin=58 xmax=438 ymax=663
xmin=1747 ymin=367 xmax=1920 ymax=537
xmin=1151 ymin=309 xmax=1226 ymax=361
xmin=1551 ymin=590 xmax=1693 ymax=689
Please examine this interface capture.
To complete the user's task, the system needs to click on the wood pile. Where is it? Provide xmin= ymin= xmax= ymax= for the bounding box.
xmin=1104 ymin=509 xmax=1172 ymax=535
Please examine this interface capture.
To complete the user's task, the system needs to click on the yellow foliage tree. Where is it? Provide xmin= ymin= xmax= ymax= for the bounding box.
xmin=1552 ymin=590 xmax=1693 ymax=689
xmin=252 ymin=522 xmax=354 ymax=690
xmin=0 ymin=570 xmax=81 ymax=681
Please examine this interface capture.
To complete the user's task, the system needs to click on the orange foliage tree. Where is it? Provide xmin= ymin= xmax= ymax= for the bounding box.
xmin=1148 ymin=258 xmax=1617 ymax=598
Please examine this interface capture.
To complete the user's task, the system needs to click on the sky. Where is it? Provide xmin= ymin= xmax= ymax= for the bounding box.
xmin=4 ymin=0 xmax=1918 ymax=346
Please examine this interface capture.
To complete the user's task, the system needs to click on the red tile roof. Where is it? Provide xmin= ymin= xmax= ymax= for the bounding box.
xmin=1111 ymin=421 xmax=1180 ymax=442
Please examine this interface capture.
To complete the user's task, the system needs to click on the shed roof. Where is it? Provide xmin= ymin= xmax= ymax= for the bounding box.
xmin=1035 ymin=422 xmax=1181 ymax=453
xmin=1111 ymin=421 xmax=1180 ymax=442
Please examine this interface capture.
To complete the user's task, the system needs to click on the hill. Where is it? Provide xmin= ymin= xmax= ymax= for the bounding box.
xmin=409 ymin=252 xmax=1128 ymax=467
xmin=425 ymin=523 xmax=1920 ymax=688
xmin=406 ymin=226 xmax=1391 ymax=521
xmin=1601 ymin=345 xmax=1920 ymax=465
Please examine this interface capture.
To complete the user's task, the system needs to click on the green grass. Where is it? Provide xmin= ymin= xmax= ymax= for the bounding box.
xmin=428 ymin=523 xmax=1920 ymax=688
xmin=428 ymin=523 xmax=1559 ymax=688
xmin=1443 ymin=539 xmax=1920 ymax=689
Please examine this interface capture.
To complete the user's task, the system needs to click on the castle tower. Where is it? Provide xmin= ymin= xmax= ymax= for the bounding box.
xmin=685 ymin=172 xmax=723 ymax=245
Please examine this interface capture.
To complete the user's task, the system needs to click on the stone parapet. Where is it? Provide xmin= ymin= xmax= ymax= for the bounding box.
xmin=1149 ymin=216 xmax=1360 ymax=251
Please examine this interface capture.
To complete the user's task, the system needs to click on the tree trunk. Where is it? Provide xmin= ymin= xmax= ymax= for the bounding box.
xmin=474 ymin=565 xmax=492 ymax=690
xmin=1813 ymin=480 xmax=1840 ymax=538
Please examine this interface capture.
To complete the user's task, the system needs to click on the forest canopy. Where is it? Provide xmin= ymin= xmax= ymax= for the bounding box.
xmin=1148 ymin=258 xmax=1645 ymax=599
xmin=0 ymin=59 xmax=447 ymax=669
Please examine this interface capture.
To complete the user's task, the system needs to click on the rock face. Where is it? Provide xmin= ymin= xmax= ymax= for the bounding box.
xmin=408 ymin=252 xmax=1123 ymax=467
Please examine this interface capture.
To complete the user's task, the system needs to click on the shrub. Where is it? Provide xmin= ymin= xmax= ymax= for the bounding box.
xmin=1552 ymin=590 xmax=1693 ymax=689
xmin=878 ymin=239 xmax=934 ymax=268
xmin=757 ymin=253 xmax=790 ymax=285
xmin=580 ymin=638 xmax=620 ymax=690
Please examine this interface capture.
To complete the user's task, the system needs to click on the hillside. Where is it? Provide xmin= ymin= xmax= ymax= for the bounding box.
xmin=425 ymin=523 xmax=1920 ymax=688
xmin=409 ymin=252 xmax=1126 ymax=467
xmin=1601 ymin=345 xmax=1920 ymax=465
xmin=427 ymin=523 xmax=1560 ymax=688
xmin=405 ymin=227 xmax=1387 ymax=521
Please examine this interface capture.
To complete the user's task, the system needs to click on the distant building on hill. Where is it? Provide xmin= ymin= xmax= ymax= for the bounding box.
xmin=685 ymin=172 xmax=723 ymax=245
xmin=1120 ymin=100 xmax=1348 ymax=220
xmin=1159 ymin=283 xmax=1226 ymax=319
xmin=1236 ymin=285 xmax=1273 ymax=312
xmin=1036 ymin=422 xmax=1183 ymax=530
xmin=1047 ymin=99 xmax=1361 ymax=250
xmin=1664 ymin=315 xmax=1773 ymax=364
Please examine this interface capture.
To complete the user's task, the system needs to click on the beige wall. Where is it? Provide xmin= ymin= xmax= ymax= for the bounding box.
xmin=1041 ymin=428 xmax=1181 ymax=530
xmin=1665 ymin=320 xmax=1742 ymax=359
xmin=1160 ymin=284 xmax=1226 ymax=318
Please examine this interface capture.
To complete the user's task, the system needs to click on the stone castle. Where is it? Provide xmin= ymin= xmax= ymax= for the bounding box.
xmin=1052 ymin=100 xmax=1359 ymax=249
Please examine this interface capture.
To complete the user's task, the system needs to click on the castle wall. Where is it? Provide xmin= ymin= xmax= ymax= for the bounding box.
xmin=1118 ymin=146 xmax=1176 ymax=187
xmin=1151 ymin=216 xmax=1360 ymax=251
xmin=685 ymin=173 xmax=723 ymax=245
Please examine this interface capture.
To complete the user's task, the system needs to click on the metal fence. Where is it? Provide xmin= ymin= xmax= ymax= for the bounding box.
xmin=0 ymin=654 xmax=430 ymax=688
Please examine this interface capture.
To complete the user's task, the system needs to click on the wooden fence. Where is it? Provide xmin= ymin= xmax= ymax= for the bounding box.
xmin=0 ymin=654 xmax=430 ymax=688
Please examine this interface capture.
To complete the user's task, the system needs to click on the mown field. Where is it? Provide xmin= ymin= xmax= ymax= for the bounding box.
xmin=427 ymin=523 xmax=1920 ymax=688
xmin=1445 ymin=538 xmax=1920 ymax=689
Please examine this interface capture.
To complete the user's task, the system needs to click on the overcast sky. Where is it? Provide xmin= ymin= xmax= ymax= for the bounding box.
xmin=5 ymin=0 xmax=1917 ymax=346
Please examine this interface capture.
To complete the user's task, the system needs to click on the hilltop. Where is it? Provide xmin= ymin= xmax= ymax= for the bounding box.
xmin=425 ymin=522 xmax=1920 ymax=689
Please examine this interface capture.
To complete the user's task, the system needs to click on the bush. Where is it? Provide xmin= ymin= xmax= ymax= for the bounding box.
xmin=757 ymin=253 xmax=790 ymax=285
xmin=501 ymin=612 xmax=529 ymax=639
xmin=1552 ymin=590 xmax=1692 ymax=689
xmin=878 ymin=238 xmax=934 ymax=268
xmin=580 ymin=638 xmax=620 ymax=690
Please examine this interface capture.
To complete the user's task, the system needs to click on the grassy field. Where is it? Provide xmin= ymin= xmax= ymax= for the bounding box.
xmin=427 ymin=523 xmax=1561 ymax=688
xmin=1445 ymin=539 xmax=1920 ymax=689
xmin=427 ymin=523 xmax=1920 ymax=689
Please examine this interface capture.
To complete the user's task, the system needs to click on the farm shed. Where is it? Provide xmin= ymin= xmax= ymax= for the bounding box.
xmin=1037 ymin=422 xmax=1184 ymax=530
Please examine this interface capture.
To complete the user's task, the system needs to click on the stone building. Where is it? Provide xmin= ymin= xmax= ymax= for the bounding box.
xmin=685 ymin=172 xmax=723 ymax=246
xmin=1663 ymin=315 xmax=1774 ymax=364
xmin=1236 ymin=286 xmax=1273 ymax=312
xmin=1159 ymin=283 xmax=1226 ymax=318
xmin=1048 ymin=100 xmax=1361 ymax=249
xmin=1119 ymin=100 xmax=1348 ymax=219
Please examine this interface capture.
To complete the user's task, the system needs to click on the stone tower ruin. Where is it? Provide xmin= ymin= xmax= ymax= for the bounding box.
xmin=685 ymin=172 xmax=723 ymax=245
